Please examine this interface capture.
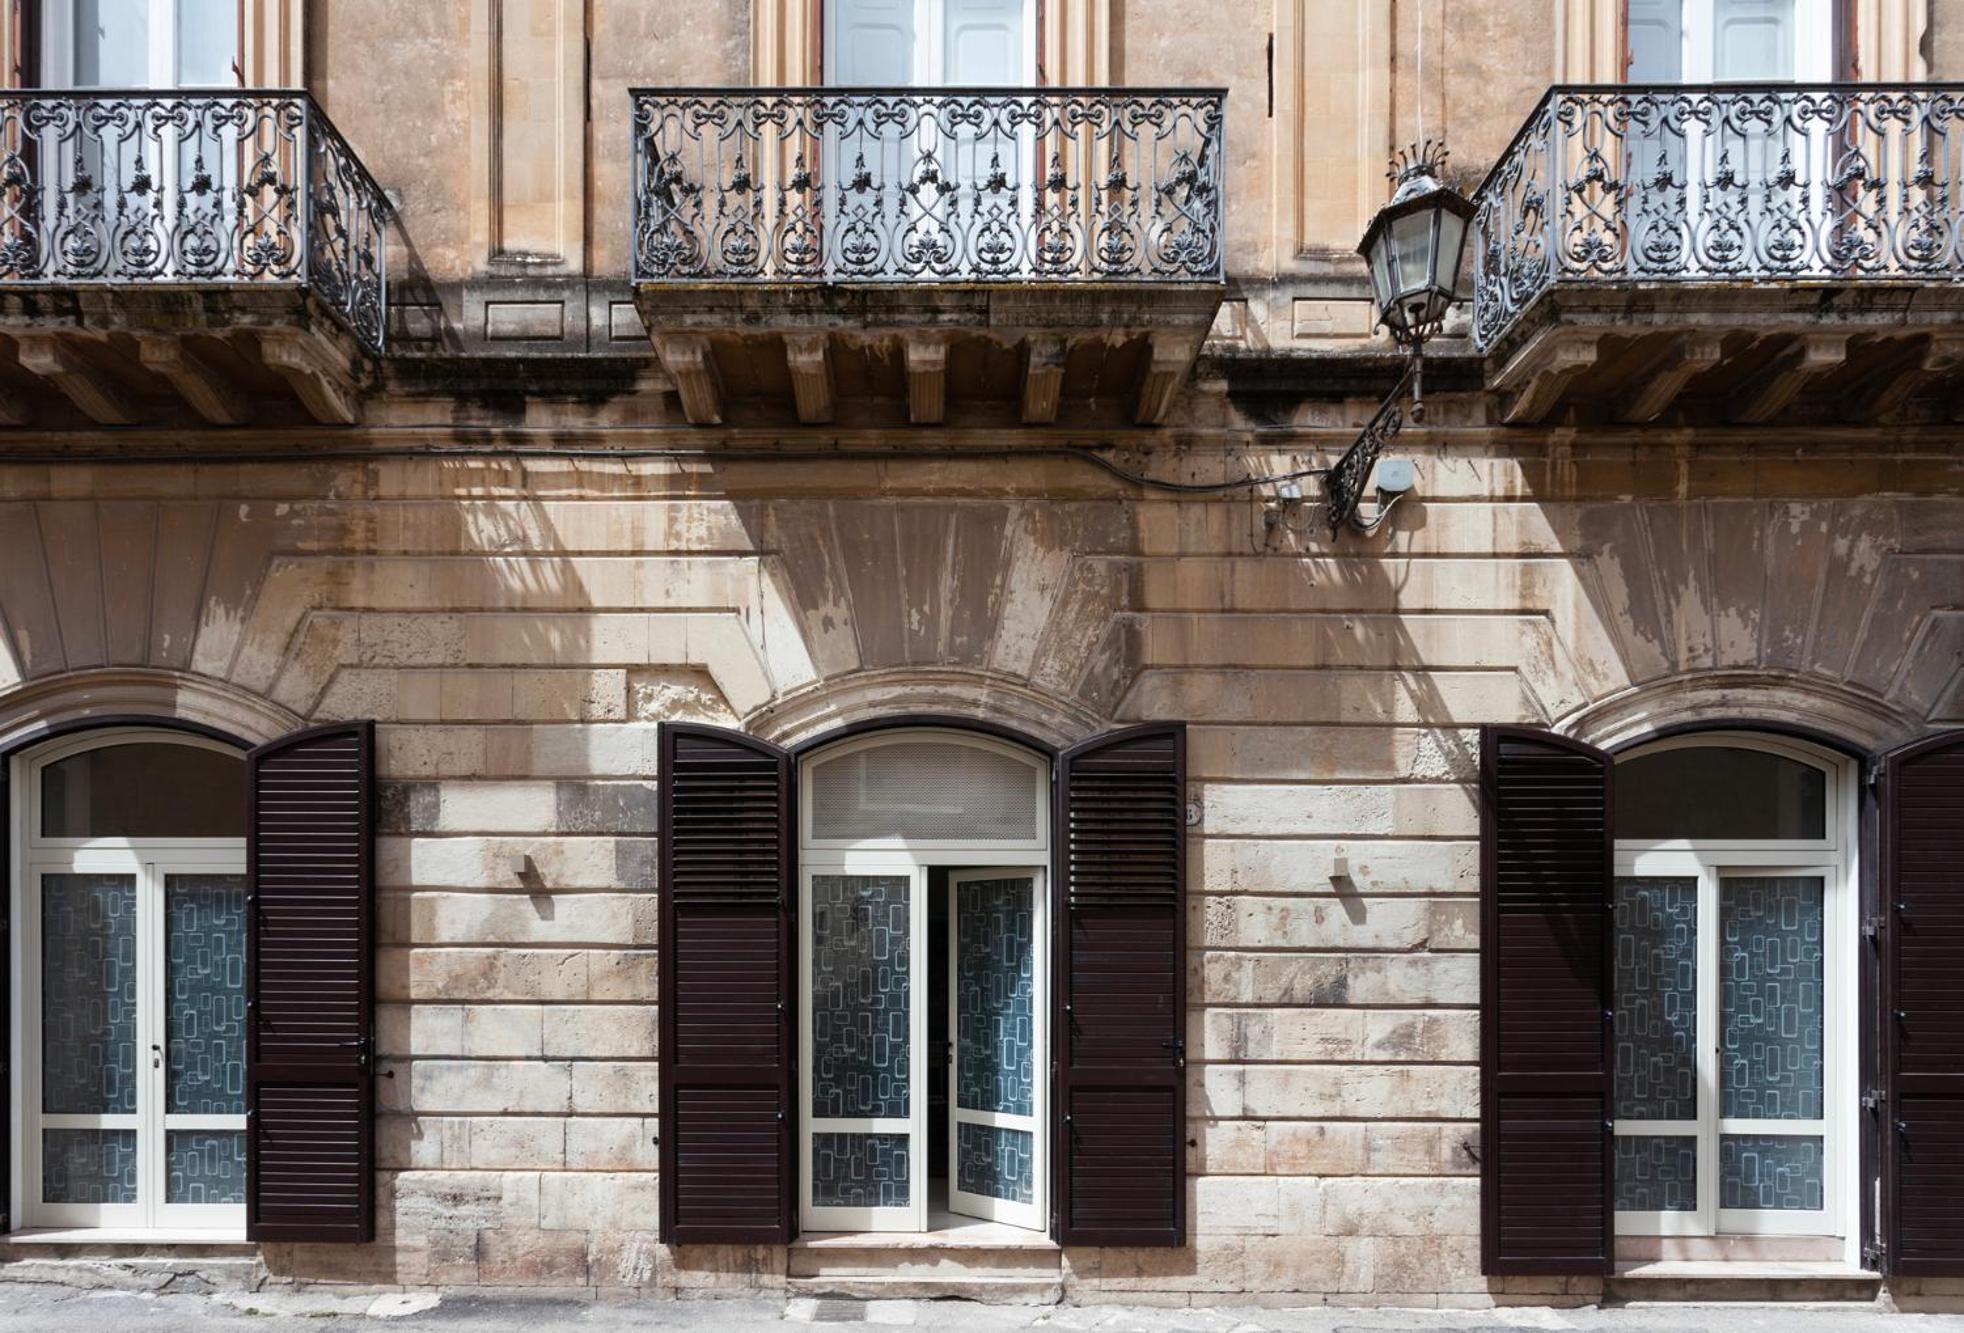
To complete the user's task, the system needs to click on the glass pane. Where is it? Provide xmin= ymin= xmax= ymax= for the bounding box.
xmin=177 ymin=0 xmax=237 ymax=86
xmin=1615 ymin=1134 xmax=1698 ymax=1212
xmin=167 ymin=874 xmax=248 ymax=1115
xmin=167 ymin=1130 xmax=246 ymax=1204
xmin=812 ymin=1132 xmax=910 ymax=1208
xmin=809 ymin=741 xmax=1037 ymax=843
xmin=43 ymin=1128 xmax=137 ymax=1204
xmin=956 ymin=877 xmax=1035 ymax=1116
xmin=811 ymin=874 xmax=910 ymax=1119
xmin=957 ymin=1122 xmax=1034 ymax=1205
xmin=1616 ymin=746 xmax=1826 ymax=841
xmin=75 ymin=0 xmax=149 ymax=86
xmin=42 ymin=742 xmax=247 ymax=839
xmin=42 ymin=873 xmax=137 ymax=1115
xmin=1721 ymin=1133 xmax=1824 ymax=1211
xmin=1721 ymin=876 xmax=1824 ymax=1120
xmin=1615 ymin=876 xmax=1699 ymax=1121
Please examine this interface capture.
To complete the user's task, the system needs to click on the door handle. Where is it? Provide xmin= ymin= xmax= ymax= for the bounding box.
xmin=151 ymin=1043 xmax=162 ymax=1071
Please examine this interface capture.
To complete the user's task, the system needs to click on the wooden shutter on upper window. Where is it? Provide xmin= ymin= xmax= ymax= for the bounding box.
xmin=1480 ymin=726 xmax=1612 ymax=1276
xmin=1055 ymin=723 xmax=1186 ymax=1247
xmin=657 ymin=723 xmax=794 ymax=1244
xmin=1880 ymin=731 xmax=1964 ymax=1276
xmin=246 ymin=721 xmax=375 ymax=1244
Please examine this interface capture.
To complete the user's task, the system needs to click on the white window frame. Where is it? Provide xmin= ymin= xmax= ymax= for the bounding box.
xmin=1612 ymin=732 xmax=1859 ymax=1264
xmin=10 ymin=729 xmax=248 ymax=1237
xmin=798 ymin=730 xmax=1051 ymax=1236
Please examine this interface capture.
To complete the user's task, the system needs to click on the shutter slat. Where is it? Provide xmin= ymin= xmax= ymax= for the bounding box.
xmin=1058 ymin=725 xmax=1185 ymax=1247
xmin=1884 ymin=735 xmax=1964 ymax=1275
xmin=1480 ymin=726 xmax=1611 ymax=1276
xmin=658 ymin=724 xmax=792 ymax=1245
xmin=247 ymin=722 xmax=374 ymax=1244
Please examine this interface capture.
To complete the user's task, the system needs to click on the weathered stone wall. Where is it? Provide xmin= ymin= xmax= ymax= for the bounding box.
xmin=1 ymin=420 xmax=1959 ymax=1301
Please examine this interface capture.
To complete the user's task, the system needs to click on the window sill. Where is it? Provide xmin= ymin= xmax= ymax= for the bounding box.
xmin=2 ymin=1227 xmax=251 ymax=1247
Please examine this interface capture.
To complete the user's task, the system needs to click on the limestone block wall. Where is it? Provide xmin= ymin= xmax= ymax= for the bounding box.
xmin=0 ymin=430 xmax=1960 ymax=1300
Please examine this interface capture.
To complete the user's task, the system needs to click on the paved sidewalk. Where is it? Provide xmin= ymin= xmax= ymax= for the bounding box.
xmin=0 ymin=1286 xmax=1961 ymax=1333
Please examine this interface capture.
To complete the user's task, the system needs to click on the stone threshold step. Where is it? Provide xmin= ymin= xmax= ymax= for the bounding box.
xmin=1614 ymin=1261 xmax=1880 ymax=1280
xmin=787 ymin=1275 xmax=1063 ymax=1305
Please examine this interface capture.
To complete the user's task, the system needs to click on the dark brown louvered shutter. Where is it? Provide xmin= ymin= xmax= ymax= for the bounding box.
xmin=246 ymin=721 xmax=375 ymax=1243
xmin=657 ymin=724 xmax=793 ymax=1244
xmin=1055 ymin=724 xmax=1185 ymax=1246
xmin=1880 ymin=731 xmax=1964 ymax=1276
xmin=1480 ymin=725 xmax=1612 ymax=1276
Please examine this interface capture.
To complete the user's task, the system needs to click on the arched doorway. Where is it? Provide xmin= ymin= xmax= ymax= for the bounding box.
xmin=9 ymin=727 xmax=249 ymax=1233
xmin=796 ymin=727 xmax=1049 ymax=1235
xmin=1609 ymin=729 xmax=1860 ymax=1261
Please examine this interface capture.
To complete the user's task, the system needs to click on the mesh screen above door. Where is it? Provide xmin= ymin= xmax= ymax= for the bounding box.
xmin=807 ymin=740 xmax=1040 ymax=844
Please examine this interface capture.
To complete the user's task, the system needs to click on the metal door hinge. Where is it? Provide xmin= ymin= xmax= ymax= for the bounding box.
xmin=1862 ymin=1087 xmax=1886 ymax=1112
xmin=1863 ymin=914 xmax=1886 ymax=941
xmin=1863 ymin=1241 xmax=1887 ymax=1270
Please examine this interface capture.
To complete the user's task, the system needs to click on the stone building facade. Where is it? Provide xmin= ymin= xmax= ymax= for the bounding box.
xmin=0 ymin=0 xmax=1961 ymax=1311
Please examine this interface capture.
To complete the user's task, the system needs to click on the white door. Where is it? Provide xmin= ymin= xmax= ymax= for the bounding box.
xmin=801 ymin=865 xmax=928 ymax=1232
xmin=1630 ymin=0 xmax=1832 ymax=82
xmin=946 ymin=869 xmax=1046 ymax=1229
xmin=22 ymin=854 xmax=249 ymax=1232
xmin=823 ymin=0 xmax=1035 ymax=277
xmin=38 ymin=1 xmax=245 ymax=280
xmin=47 ymin=0 xmax=238 ymax=88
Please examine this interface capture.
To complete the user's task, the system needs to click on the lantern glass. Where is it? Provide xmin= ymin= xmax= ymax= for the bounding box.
xmin=1358 ymin=176 xmax=1474 ymax=346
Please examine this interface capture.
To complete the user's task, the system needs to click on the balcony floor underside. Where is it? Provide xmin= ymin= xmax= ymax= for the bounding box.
xmin=634 ymin=282 xmax=1224 ymax=429
xmin=1484 ymin=284 xmax=1964 ymax=428
xmin=0 ymin=287 xmax=375 ymax=429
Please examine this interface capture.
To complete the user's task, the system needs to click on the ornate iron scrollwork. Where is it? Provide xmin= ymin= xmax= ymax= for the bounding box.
xmin=630 ymin=87 xmax=1226 ymax=283
xmin=0 ymin=90 xmax=389 ymax=353
xmin=1323 ymin=363 xmax=1415 ymax=536
xmin=1471 ymin=84 xmax=1964 ymax=353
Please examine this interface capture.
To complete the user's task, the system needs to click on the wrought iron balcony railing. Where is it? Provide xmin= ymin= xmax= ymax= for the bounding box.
xmin=630 ymin=87 xmax=1226 ymax=284
xmin=1472 ymin=84 xmax=1964 ymax=352
xmin=0 ymin=90 xmax=389 ymax=353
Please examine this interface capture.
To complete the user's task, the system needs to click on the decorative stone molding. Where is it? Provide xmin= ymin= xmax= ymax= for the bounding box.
xmin=0 ymin=667 xmax=302 ymax=754
xmin=1557 ymin=669 xmax=1925 ymax=756
xmin=747 ymin=667 xmax=1107 ymax=751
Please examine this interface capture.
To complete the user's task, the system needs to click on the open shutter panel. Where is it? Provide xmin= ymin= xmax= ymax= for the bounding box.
xmin=1881 ymin=731 xmax=1964 ymax=1276
xmin=246 ymin=721 xmax=375 ymax=1243
xmin=1480 ymin=726 xmax=1612 ymax=1276
xmin=658 ymin=724 xmax=794 ymax=1244
xmin=1056 ymin=724 xmax=1186 ymax=1246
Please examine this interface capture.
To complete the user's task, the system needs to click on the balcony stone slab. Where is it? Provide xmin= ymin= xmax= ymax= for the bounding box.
xmin=634 ymin=281 xmax=1223 ymax=428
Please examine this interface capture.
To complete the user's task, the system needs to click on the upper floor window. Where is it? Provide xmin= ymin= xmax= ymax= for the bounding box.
xmin=46 ymin=0 xmax=238 ymax=89
xmin=826 ymin=0 xmax=1035 ymax=87
xmin=1627 ymin=0 xmax=1833 ymax=82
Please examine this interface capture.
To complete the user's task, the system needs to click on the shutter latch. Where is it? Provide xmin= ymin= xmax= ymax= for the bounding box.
xmin=1162 ymin=1037 xmax=1185 ymax=1069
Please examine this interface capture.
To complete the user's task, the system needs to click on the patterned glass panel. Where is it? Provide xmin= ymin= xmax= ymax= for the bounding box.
xmin=1721 ymin=876 xmax=1824 ymax=1120
xmin=1721 ymin=1133 xmax=1825 ymax=1211
xmin=812 ymin=1132 xmax=910 ymax=1208
xmin=957 ymin=1122 xmax=1034 ymax=1205
xmin=166 ymin=1130 xmax=247 ymax=1205
xmin=811 ymin=875 xmax=910 ymax=1119
xmin=1615 ymin=876 xmax=1699 ymax=1121
xmin=43 ymin=1128 xmax=137 ymax=1204
xmin=1614 ymin=1134 xmax=1698 ymax=1212
xmin=41 ymin=873 xmax=137 ymax=1115
xmin=166 ymin=874 xmax=248 ymax=1115
xmin=956 ymin=877 xmax=1035 ymax=1116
